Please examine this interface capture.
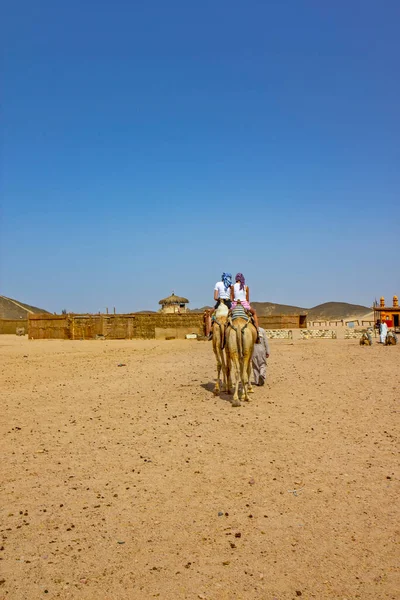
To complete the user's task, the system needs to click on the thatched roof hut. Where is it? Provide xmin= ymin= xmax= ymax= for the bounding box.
xmin=159 ymin=293 xmax=189 ymax=314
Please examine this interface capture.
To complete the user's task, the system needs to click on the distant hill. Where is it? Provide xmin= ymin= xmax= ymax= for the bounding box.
xmin=191 ymin=301 xmax=371 ymax=320
xmin=307 ymin=302 xmax=370 ymax=320
xmin=252 ymin=301 xmax=307 ymax=316
xmin=190 ymin=306 xmax=213 ymax=313
xmin=0 ymin=295 xmax=50 ymax=320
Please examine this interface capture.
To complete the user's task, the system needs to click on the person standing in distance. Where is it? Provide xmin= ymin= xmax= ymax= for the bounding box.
xmin=252 ymin=327 xmax=270 ymax=386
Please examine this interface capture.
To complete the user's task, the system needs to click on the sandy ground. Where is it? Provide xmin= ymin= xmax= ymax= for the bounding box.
xmin=1 ymin=334 xmax=399 ymax=600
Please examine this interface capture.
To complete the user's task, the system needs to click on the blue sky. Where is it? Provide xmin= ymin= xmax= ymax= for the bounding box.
xmin=1 ymin=0 xmax=399 ymax=312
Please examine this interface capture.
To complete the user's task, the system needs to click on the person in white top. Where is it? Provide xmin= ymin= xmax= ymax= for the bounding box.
xmin=379 ymin=321 xmax=388 ymax=344
xmin=205 ymin=272 xmax=233 ymax=338
xmin=214 ymin=273 xmax=233 ymax=309
xmin=230 ymin=272 xmax=259 ymax=331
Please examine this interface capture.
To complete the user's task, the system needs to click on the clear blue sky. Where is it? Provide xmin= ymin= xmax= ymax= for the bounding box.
xmin=1 ymin=0 xmax=399 ymax=312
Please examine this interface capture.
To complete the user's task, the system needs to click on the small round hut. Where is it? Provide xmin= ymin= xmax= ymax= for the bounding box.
xmin=159 ymin=292 xmax=189 ymax=314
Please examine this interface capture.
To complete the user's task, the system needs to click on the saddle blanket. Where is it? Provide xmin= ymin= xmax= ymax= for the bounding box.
xmin=231 ymin=305 xmax=250 ymax=321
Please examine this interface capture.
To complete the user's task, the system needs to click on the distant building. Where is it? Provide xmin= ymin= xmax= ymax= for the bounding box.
xmin=159 ymin=292 xmax=189 ymax=314
xmin=373 ymin=295 xmax=399 ymax=329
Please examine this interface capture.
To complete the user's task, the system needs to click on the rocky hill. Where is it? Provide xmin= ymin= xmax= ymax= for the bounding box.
xmin=306 ymin=302 xmax=371 ymax=320
xmin=251 ymin=301 xmax=306 ymax=316
xmin=0 ymin=296 xmax=50 ymax=319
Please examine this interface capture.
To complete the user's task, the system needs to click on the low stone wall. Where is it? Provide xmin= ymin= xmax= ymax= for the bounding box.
xmin=344 ymin=329 xmax=373 ymax=339
xmin=265 ymin=330 xmax=293 ymax=339
xmin=300 ymin=329 xmax=337 ymax=339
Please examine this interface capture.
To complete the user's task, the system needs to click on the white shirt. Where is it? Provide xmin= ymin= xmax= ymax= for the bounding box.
xmin=214 ymin=281 xmax=231 ymax=300
xmin=233 ymin=282 xmax=247 ymax=302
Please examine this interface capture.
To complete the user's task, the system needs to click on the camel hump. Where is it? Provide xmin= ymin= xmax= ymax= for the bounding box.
xmin=215 ymin=303 xmax=229 ymax=317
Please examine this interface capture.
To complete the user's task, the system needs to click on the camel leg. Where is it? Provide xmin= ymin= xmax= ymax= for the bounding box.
xmin=240 ymin=356 xmax=251 ymax=401
xmin=220 ymin=348 xmax=228 ymax=392
xmin=214 ymin=356 xmax=221 ymax=396
xmin=247 ymin=361 xmax=254 ymax=394
xmin=225 ymin=352 xmax=232 ymax=394
xmin=213 ymin=341 xmax=222 ymax=395
xmin=231 ymin=356 xmax=241 ymax=407
xmin=239 ymin=358 xmax=246 ymax=401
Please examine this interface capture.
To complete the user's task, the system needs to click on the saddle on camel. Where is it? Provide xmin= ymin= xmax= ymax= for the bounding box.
xmin=210 ymin=299 xmax=259 ymax=343
xmin=225 ymin=300 xmax=257 ymax=406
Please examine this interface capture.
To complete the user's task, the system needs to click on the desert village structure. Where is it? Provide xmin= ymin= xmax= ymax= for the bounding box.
xmin=0 ymin=293 xmax=398 ymax=339
xmin=373 ymin=295 xmax=400 ymax=329
xmin=159 ymin=293 xmax=189 ymax=314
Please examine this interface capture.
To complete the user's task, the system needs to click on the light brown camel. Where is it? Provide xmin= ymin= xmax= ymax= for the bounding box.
xmin=385 ymin=331 xmax=398 ymax=345
xmin=359 ymin=332 xmax=372 ymax=346
xmin=212 ymin=302 xmax=232 ymax=396
xmin=225 ymin=307 xmax=257 ymax=407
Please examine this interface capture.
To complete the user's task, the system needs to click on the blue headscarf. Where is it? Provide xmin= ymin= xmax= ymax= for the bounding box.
xmin=221 ymin=272 xmax=232 ymax=292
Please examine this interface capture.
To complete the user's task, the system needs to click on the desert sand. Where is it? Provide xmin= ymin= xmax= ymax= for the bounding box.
xmin=1 ymin=334 xmax=399 ymax=600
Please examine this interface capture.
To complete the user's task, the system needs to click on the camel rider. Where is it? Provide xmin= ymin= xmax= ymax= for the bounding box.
xmin=231 ymin=273 xmax=259 ymax=331
xmin=214 ymin=272 xmax=233 ymax=310
xmin=206 ymin=272 xmax=232 ymax=339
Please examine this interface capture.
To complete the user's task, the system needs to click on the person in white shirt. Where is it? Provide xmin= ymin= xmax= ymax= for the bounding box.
xmin=230 ymin=272 xmax=259 ymax=330
xmin=214 ymin=273 xmax=233 ymax=309
xmin=380 ymin=321 xmax=388 ymax=344
xmin=205 ymin=273 xmax=232 ymax=338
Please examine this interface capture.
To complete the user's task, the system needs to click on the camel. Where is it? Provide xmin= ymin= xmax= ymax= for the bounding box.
xmin=359 ymin=332 xmax=372 ymax=346
xmin=385 ymin=331 xmax=398 ymax=345
xmin=225 ymin=306 xmax=257 ymax=407
xmin=212 ymin=302 xmax=232 ymax=396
